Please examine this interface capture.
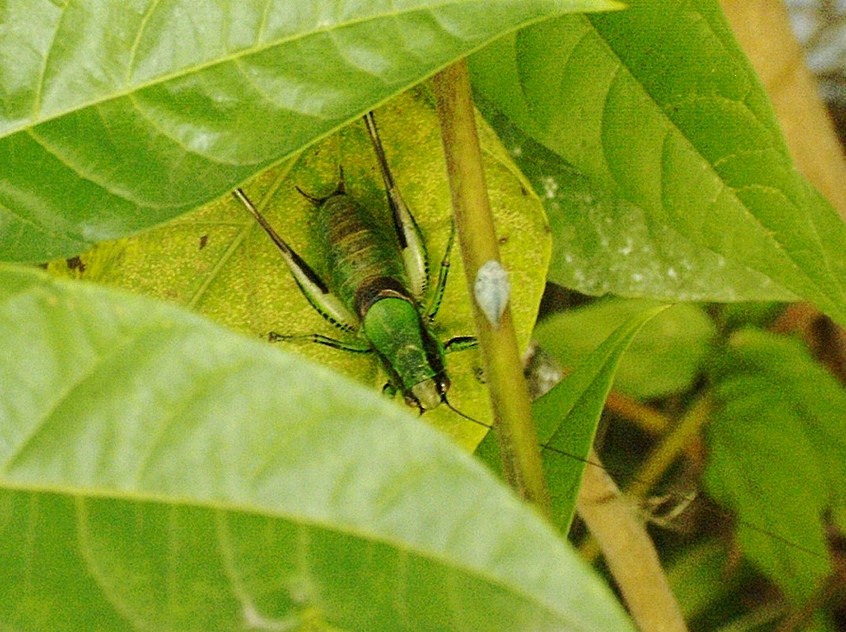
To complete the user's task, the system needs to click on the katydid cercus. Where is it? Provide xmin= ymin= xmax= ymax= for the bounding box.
xmin=233 ymin=113 xmax=476 ymax=414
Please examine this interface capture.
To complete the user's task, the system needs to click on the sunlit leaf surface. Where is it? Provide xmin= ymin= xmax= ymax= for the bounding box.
xmin=0 ymin=266 xmax=636 ymax=631
xmin=0 ymin=0 xmax=618 ymax=262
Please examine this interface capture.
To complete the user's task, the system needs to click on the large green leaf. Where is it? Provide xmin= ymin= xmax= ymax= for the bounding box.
xmin=470 ymin=1 xmax=846 ymax=324
xmin=534 ymin=299 xmax=716 ymax=399
xmin=704 ymin=329 xmax=846 ymax=604
xmin=0 ymin=265 xmax=636 ymax=631
xmin=0 ymin=0 xmax=620 ymax=263
xmin=46 ymin=89 xmax=551 ymax=444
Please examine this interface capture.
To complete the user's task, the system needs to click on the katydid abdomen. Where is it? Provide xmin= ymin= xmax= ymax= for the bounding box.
xmin=316 ymin=190 xmax=409 ymax=318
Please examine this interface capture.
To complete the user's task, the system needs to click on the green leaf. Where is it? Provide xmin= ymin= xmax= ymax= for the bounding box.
xmin=470 ymin=2 xmax=846 ymax=323
xmin=0 ymin=265 xmax=637 ymax=631
xmin=704 ymin=329 xmax=846 ymax=603
xmin=666 ymin=540 xmax=742 ymax=621
xmin=476 ymin=304 xmax=667 ymax=530
xmin=46 ymin=88 xmax=551 ymax=445
xmin=1 ymin=0 xmax=621 ymax=263
xmin=534 ymin=299 xmax=716 ymax=399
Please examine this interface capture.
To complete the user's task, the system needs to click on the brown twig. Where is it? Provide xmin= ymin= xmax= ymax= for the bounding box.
xmin=577 ymin=448 xmax=689 ymax=632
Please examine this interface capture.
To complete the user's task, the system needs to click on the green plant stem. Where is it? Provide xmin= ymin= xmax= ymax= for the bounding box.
xmin=605 ymin=389 xmax=671 ymax=435
xmin=627 ymin=394 xmax=712 ymax=500
xmin=433 ymin=61 xmax=549 ymax=514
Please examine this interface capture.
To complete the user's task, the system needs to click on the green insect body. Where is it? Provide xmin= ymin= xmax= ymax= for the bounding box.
xmin=308 ymin=177 xmax=450 ymax=411
xmin=234 ymin=113 xmax=473 ymax=412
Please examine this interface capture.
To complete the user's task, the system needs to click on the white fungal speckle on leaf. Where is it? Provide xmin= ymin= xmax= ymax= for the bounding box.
xmin=541 ymin=176 xmax=559 ymax=199
xmin=474 ymin=260 xmax=510 ymax=329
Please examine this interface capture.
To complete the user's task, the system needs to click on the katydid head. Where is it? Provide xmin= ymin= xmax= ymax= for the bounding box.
xmin=406 ymin=372 xmax=486 ymax=430
xmin=406 ymin=372 xmax=450 ymax=412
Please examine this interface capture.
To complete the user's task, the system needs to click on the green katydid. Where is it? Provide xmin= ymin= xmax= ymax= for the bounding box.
xmin=233 ymin=112 xmax=476 ymax=414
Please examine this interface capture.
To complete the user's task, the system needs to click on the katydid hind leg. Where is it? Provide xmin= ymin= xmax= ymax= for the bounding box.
xmin=269 ymin=332 xmax=372 ymax=353
xmin=232 ymin=188 xmax=359 ymax=333
xmin=425 ymin=217 xmax=456 ymax=321
xmin=444 ymin=335 xmax=478 ymax=353
xmin=363 ymin=112 xmax=429 ymax=300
